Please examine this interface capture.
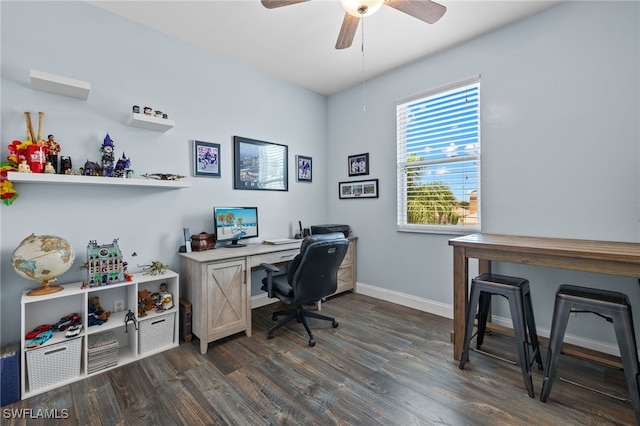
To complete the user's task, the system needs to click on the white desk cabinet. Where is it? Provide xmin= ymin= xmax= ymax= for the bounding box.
xmin=179 ymin=237 xmax=357 ymax=354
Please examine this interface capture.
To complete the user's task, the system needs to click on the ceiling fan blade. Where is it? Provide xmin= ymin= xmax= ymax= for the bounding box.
xmin=385 ymin=0 xmax=447 ymax=24
xmin=261 ymin=0 xmax=309 ymax=9
xmin=336 ymin=13 xmax=360 ymax=50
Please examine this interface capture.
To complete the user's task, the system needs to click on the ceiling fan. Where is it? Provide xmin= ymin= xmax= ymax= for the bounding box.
xmin=261 ymin=0 xmax=447 ymax=49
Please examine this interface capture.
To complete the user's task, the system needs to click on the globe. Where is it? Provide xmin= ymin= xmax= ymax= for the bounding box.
xmin=12 ymin=234 xmax=75 ymax=296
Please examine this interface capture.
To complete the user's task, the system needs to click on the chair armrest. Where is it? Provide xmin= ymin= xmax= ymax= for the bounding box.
xmin=260 ymin=263 xmax=280 ymax=298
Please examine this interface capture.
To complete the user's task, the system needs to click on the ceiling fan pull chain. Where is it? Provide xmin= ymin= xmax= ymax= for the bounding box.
xmin=361 ymin=15 xmax=366 ymax=112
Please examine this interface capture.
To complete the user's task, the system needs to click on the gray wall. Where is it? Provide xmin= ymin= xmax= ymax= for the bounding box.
xmin=0 ymin=1 xmax=328 ymax=345
xmin=2 ymin=1 xmax=639 ymax=354
xmin=327 ymin=1 xmax=640 ymax=352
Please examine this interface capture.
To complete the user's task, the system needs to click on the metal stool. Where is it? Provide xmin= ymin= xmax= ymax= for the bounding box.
xmin=459 ymin=273 xmax=543 ymax=398
xmin=540 ymin=285 xmax=640 ymax=424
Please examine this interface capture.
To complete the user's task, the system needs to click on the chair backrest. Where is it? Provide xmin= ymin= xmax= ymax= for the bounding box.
xmin=288 ymin=232 xmax=349 ymax=306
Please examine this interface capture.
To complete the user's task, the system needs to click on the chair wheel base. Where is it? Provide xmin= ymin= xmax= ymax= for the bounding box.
xmin=309 ymin=338 xmax=316 ymax=346
xmin=267 ymin=332 xmax=274 ymax=339
xmin=332 ymin=320 xmax=339 ymax=328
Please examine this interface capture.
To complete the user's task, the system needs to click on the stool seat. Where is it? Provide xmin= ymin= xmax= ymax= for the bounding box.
xmin=459 ymin=273 xmax=543 ymax=398
xmin=540 ymin=284 xmax=640 ymax=424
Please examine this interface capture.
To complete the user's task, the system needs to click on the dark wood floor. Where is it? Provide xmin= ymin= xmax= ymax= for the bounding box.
xmin=5 ymin=292 xmax=637 ymax=425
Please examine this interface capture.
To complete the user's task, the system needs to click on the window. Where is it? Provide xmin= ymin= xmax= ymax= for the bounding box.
xmin=397 ymin=77 xmax=480 ymax=233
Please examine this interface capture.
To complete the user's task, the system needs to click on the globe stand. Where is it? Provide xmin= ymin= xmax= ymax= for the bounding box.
xmin=27 ymin=278 xmax=63 ymax=296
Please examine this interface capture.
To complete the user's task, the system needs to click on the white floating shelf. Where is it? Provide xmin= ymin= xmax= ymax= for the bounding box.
xmin=127 ymin=113 xmax=175 ymax=132
xmin=8 ymin=172 xmax=190 ymax=189
xmin=30 ymin=69 xmax=90 ymax=100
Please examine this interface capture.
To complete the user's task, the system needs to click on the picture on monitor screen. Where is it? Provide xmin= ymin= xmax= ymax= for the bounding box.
xmin=213 ymin=207 xmax=258 ymax=247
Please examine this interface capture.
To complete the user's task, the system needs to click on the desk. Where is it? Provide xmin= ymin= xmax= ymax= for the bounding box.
xmin=448 ymin=233 xmax=640 ymax=361
xmin=180 ymin=237 xmax=357 ymax=354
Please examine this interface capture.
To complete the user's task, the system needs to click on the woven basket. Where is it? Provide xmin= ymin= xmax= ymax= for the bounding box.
xmin=139 ymin=312 xmax=175 ymax=354
xmin=26 ymin=337 xmax=82 ymax=391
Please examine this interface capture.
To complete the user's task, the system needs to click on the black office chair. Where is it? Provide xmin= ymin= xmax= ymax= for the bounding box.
xmin=261 ymin=232 xmax=349 ymax=346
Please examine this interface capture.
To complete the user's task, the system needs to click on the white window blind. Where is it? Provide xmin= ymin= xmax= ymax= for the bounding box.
xmin=397 ymin=77 xmax=481 ymax=233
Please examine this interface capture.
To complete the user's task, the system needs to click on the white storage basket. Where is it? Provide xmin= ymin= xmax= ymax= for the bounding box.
xmin=26 ymin=337 xmax=82 ymax=391
xmin=139 ymin=312 xmax=175 ymax=354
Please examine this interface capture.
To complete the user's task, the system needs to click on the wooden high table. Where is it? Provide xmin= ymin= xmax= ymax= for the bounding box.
xmin=448 ymin=233 xmax=640 ymax=361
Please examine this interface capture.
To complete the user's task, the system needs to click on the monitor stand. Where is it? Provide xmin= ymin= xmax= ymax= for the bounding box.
xmin=224 ymin=240 xmax=246 ymax=248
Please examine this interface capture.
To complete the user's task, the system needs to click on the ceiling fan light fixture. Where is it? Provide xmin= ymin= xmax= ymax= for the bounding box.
xmin=340 ymin=0 xmax=384 ymax=17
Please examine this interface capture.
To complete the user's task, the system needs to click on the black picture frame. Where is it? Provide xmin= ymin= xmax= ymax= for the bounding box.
xmin=339 ymin=178 xmax=379 ymax=199
xmin=233 ymin=136 xmax=288 ymax=191
xmin=194 ymin=140 xmax=220 ymax=177
xmin=348 ymin=153 xmax=370 ymax=176
xmin=296 ymin=155 xmax=312 ymax=182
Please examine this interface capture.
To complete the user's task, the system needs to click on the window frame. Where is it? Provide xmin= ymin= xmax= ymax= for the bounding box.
xmin=396 ymin=76 xmax=481 ymax=235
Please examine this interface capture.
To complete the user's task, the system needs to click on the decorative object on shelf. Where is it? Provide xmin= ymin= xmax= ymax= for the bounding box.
xmin=159 ymin=282 xmax=174 ymax=311
xmin=26 ymin=145 xmax=46 ymax=173
xmin=138 ymin=289 xmax=154 ymax=317
xmin=139 ymin=260 xmax=169 ymax=276
xmin=0 ymin=160 xmax=19 ymax=205
xmin=162 ymin=113 xmax=168 ymax=119
xmin=194 ymin=140 xmax=220 ymax=177
xmin=190 ymin=232 xmax=215 ymax=251
xmin=86 ymin=239 xmax=125 ymax=287
xmin=296 ymin=155 xmax=312 ymax=182
xmin=143 ymin=106 xmax=152 ymax=116
xmin=11 ymin=234 xmax=75 ymax=296
xmin=154 ymin=110 xmax=163 ymax=117
xmin=339 ymin=178 xmax=379 ymax=199
xmin=114 ymin=153 xmax=133 ymax=178
xmin=141 ymin=173 xmax=185 ymax=181
xmin=132 ymin=105 xmax=140 ymax=114
xmin=81 ymin=160 xmax=102 ymax=177
xmin=45 ymin=134 xmax=61 ymax=173
xmin=100 ymin=133 xmax=116 ymax=177
xmin=60 ymin=156 xmax=72 ymax=174
xmin=18 ymin=161 xmax=31 ymax=173
xmin=124 ymin=310 xmax=137 ymax=332
xmin=87 ymin=296 xmax=111 ymax=326
xmin=348 ymin=152 xmax=369 ymax=176
xmin=233 ymin=135 xmax=288 ymax=191
xmin=44 ymin=162 xmax=55 ymax=174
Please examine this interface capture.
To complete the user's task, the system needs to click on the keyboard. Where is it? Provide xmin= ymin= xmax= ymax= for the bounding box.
xmin=263 ymin=238 xmax=300 ymax=245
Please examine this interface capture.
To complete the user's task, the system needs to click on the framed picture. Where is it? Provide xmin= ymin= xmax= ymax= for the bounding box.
xmin=194 ymin=140 xmax=220 ymax=177
xmin=339 ymin=178 xmax=379 ymax=199
xmin=233 ymin=136 xmax=288 ymax=191
xmin=348 ymin=153 xmax=369 ymax=176
xmin=296 ymin=155 xmax=312 ymax=182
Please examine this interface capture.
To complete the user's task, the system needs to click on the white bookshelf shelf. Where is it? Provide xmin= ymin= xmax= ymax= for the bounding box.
xmin=30 ymin=70 xmax=90 ymax=100
xmin=8 ymin=172 xmax=190 ymax=189
xmin=127 ymin=113 xmax=175 ymax=132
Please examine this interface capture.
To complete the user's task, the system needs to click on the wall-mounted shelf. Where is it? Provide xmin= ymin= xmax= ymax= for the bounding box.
xmin=127 ymin=113 xmax=175 ymax=132
xmin=8 ymin=172 xmax=190 ymax=189
xmin=30 ymin=70 xmax=90 ymax=100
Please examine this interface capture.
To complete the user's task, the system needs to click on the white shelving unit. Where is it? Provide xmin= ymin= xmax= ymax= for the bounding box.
xmin=127 ymin=113 xmax=175 ymax=132
xmin=30 ymin=70 xmax=90 ymax=100
xmin=20 ymin=270 xmax=180 ymax=399
xmin=8 ymin=172 xmax=190 ymax=189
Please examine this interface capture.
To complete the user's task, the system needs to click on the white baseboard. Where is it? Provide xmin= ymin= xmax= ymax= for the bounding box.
xmin=355 ymin=282 xmax=622 ymax=357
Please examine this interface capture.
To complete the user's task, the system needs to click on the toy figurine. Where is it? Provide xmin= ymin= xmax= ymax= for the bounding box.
xmin=132 ymin=105 xmax=140 ymax=114
xmin=115 ymin=153 xmax=133 ymax=178
xmin=100 ymin=133 xmax=116 ymax=177
xmin=124 ymin=310 xmax=137 ymax=332
xmin=45 ymin=134 xmax=61 ymax=173
xmin=143 ymin=106 xmax=152 ymax=116
xmin=44 ymin=161 xmax=55 ymax=173
xmin=60 ymin=156 xmax=72 ymax=174
xmin=18 ymin=160 xmax=31 ymax=173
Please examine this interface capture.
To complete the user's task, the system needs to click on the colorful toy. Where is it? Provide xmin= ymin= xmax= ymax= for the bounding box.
xmin=87 ymin=239 xmax=125 ymax=287
xmin=88 ymin=296 xmax=111 ymax=326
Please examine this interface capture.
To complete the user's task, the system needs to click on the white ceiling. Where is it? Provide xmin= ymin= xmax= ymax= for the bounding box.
xmin=87 ymin=0 xmax=562 ymax=96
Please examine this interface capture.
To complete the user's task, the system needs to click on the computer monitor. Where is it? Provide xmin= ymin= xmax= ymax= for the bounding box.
xmin=213 ymin=207 xmax=259 ymax=248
